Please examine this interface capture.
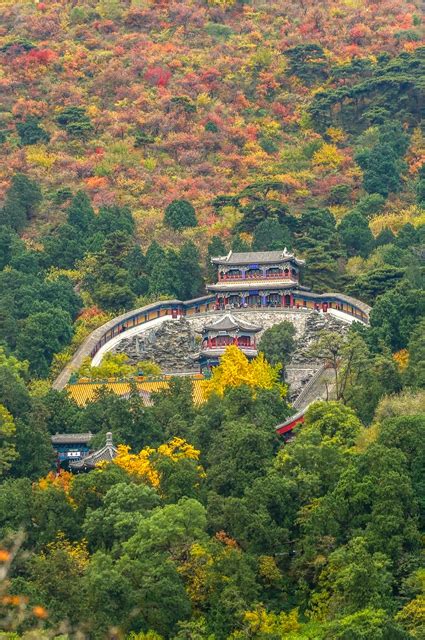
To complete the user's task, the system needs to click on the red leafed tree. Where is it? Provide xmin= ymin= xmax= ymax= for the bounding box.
xmin=144 ymin=66 xmax=172 ymax=87
xmin=23 ymin=49 xmax=57 ymax=66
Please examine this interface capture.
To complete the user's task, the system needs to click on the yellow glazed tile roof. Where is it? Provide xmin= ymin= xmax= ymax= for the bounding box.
xmin=67 ymin=376 xmax=207 ymax=406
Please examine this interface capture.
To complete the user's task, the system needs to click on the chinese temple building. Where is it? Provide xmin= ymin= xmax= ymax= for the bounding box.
xmin=70 ymin=432 xmax=117 ymax=472
xmin=207 ymin=248 xmax=306 ymax=309
xmin=51 ymin=432 xmax=93 ymax=469
xmin=196 ymin=313 xmax=262 ymax=372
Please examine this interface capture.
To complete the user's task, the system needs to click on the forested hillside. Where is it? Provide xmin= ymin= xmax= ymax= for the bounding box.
xmin=0 ymin=0 xmax=424 ymax=638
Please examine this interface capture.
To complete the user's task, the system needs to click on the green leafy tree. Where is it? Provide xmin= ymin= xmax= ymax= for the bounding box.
xmin=285 ymin=43 xmax=328 ymax=85
xmin=164 ymin=200 xmax=197 ymax=230
xmin=232 ymin=234 xmax=252 ymax=252
xmin=16 ymin=116 xmax=49 ymax=145
xmin=16 ymin=308 xmax=73 ymax=377
xmin=66 ymin=190 xmax=95 ymax=233
xmin=346 ymin=266 xmax=405 ymax=304
xmin=12 ymin=405 xmax=54 ymax=480
xmin=404 ymin=319 xmax=425 ymax=388
xmin=355 ymin=193 xmax=386 ymax=218
xmin=93 ymin=204 xmax=135 ymax=237
xmin=148 ymin=252 xmax=178 ymax=298
xmin=42 ymin=224 xmax=86 ymax=269
xmin=145 ymin=240 xmax=166 ymax=274
xmin=356 ymin=122 xmax=409 ymax=197
xmin=395 ymin=569 xmax=425 ymax=639
xmin=395 ymin=223 xmax=419 ymax=249
xmin=302 ymin=443 xmax=420 ymax=563
xmin=368 ymin=283 xmax=425 ymax=351
xmin=81 ymin=233 xmax=136 ymax=311
xmin=416 ymin=163 xmax=425 ymax=206
xmin=207 ymin=419 xmax=276 ymax=497
xmin=82 ymin=482 xmax=160 ymax=550
xmin=0 ymin=348 xmax=30 ymax=418
xmin=377 ymin=413 xmax=425 ymax=527
xmin=0 ymin=173 xmax=42 ymax=231
xmin=177 ymin=241 xmax=204 ymax=300
xmin=41 ymin=389 xmax=82 ymax=435
xmin=207 ymin=236 xmax=226 ymax=280
xmin=325 ymin=608 xmax=408 ymax=640
xmin=16 ymin=533 xmax=87 ymax=625
xmin=307 ymin=332 xmax=370 ymax=403
xmin=338 ymin=211 xmax=373 ymax=257
xmin=81 ymin=552 xmax=133 ymax=637
xmin=125 ymin=245 xmax=148 ymax=295
xmin=239 ymin=200 xmax=289 ymax=233
xmin=0 ymin=225 xmax=18 ymax=269
xmin=252 ymin=218 xmax=292 ymax=251
xmin=375 ymin=227 xmax=396 ymax=246
xmin=311 ymin=537 xmax=393 ymax=619
xmin=0 ymin=403 xmax=18 ymax=477
xmin=0 ymin=477 xmax=33 ymax=538
xmin=56 ymin=106 xmax=94 ymax=138
xmin=258 ymin=321 xmax=296 ymax=368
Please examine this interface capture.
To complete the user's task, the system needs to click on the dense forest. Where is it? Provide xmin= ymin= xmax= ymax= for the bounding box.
xmin=0 ymin=0 xmax=424 ymax=638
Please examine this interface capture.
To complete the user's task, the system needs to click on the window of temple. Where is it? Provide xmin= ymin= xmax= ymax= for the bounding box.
xmin=266 ymin=267 xmax=283 ymax=276
xmin=245 ymin=268 xmax=262 ymax=278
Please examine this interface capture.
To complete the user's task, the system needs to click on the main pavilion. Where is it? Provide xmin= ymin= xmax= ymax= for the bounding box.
xmin=207 ymin=248 xmax=307 ymax=309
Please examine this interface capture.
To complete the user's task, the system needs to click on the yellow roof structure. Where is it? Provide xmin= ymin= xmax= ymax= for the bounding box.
xmin=66 ymin=375 xmax=207 ymax=407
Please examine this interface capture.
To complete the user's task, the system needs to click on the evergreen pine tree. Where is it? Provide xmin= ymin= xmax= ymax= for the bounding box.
xmin=67 ymin=191 xmax=95 ymax=233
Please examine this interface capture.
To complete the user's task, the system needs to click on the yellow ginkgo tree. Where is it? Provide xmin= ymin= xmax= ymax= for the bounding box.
xmin=202 ymin=345 xmax=285 ymax=399
xmin=111 ymin=437 xmax=202 ymax=489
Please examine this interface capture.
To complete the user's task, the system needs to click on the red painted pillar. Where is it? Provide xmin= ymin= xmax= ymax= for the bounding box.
xmin=290 ymin=294 xmax=294 ymax=307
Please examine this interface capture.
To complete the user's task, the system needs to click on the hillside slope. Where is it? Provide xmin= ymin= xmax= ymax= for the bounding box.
xmin=0 ymin=0 xmax=423 ymax=246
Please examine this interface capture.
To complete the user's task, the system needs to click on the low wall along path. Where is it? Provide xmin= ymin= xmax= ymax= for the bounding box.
xmin=53 ymin=292 xmax=371 ymax=392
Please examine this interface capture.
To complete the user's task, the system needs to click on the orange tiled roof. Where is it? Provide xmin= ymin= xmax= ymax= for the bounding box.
xmin=66 ymin=375 xmax=207 ymax=406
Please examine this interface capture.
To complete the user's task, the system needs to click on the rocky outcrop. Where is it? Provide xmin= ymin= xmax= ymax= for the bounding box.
xmin=113 ymin=318 xmax=198 ymax=372
xmin=290 ymin=311 xmax=349 ymax=365
xmin=112 ymin=309 xmax=349 ymax=397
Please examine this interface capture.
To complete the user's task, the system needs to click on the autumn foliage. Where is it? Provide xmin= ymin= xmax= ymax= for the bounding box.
xmin=111 ymin=437 xmax=202 ymax=488
xmin=202 ymin=345 xmax=285 ymax=398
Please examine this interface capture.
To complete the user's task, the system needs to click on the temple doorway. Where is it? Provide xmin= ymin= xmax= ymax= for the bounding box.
xmin=247 ymin=294 xmax=261 ymax=306
xmin=267 ymin=293 xmax=281 ymax=306
xmin=228 ymin=294 xmax=241 ymax=306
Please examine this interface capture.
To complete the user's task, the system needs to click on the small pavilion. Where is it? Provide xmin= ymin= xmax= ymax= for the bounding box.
xmin=196 ymin=313 xmax=262 ymax=372
xmin=69 ymin=432 xmax=117 ymax=472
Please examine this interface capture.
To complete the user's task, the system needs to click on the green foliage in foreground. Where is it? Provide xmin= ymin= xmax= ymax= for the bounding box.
xmin=0 ymin=372 xmax=423 ymax=639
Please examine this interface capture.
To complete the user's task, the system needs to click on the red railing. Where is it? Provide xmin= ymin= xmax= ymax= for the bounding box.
xmin=204 ymin=341 xmax=256 ymax=349
xmin=218 ymin=273 xmax=297 ymax=281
